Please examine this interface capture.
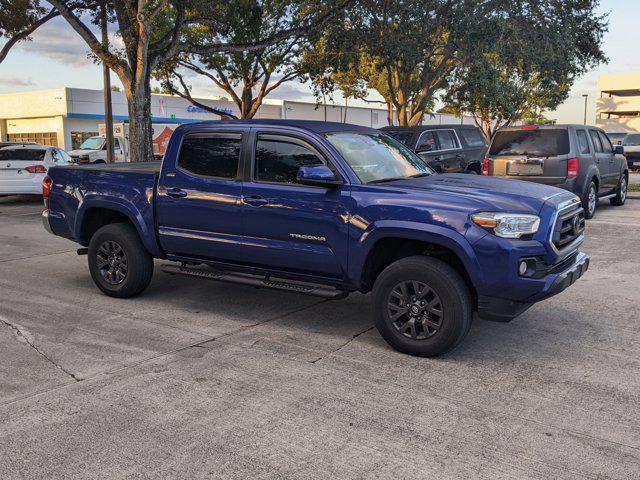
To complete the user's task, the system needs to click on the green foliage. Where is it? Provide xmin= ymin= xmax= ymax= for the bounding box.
xmin=444 ymin=0 xmax=608 ymax=141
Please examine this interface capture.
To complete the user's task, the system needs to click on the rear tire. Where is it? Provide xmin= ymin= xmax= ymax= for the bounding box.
xmin=372 ymin=256 xmax=472 ymax=357
xmin=88 ymin=222 xmax=154 ymax=298
xmin=610 ymin=174 xmax=628 ymax=206
xmin=582 ymin=181 xmax=598 ymax=219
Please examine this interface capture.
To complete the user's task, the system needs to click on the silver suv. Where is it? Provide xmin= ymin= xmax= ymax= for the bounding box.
xmin=484 ymin=125 xmax=629 ymax=218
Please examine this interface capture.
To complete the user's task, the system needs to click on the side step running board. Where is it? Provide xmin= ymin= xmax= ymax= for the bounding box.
xmin=162 ymin=264 xmax=349 ymax=300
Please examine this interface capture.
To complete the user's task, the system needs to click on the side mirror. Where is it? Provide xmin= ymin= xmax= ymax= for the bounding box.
xmin=614 ymin=145 xmax=624 ymax=155
xmin=297 ymin=165 xmax=342 ymax=187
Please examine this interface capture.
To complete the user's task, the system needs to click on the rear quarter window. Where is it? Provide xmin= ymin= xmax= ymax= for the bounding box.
xmin=490 ymin=129 xmax=570 ymax=157
xmin=459 ymin=128 xmax=486 ymax=147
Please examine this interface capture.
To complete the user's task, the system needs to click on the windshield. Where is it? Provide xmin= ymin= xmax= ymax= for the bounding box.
xmin=325 ymin=132 xmax=434 ymax=184
xmin=490 ymin=129 xmax=570 ymax=157
xmin=79 ymin=136 xmax=105 ymax=150
xmin=623 ymin=134 xmax=640 ymax=146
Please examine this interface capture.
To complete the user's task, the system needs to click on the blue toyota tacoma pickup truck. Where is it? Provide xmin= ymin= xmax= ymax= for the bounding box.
xmin=42 ymin=120 xmax=589 ymax=356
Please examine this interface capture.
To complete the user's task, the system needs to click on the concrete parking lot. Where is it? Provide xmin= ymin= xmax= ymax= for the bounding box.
xmin=1 ymin=194 xmax=639 ymax=479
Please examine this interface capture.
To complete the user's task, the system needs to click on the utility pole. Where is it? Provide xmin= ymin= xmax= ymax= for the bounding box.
xmin=582 ymin=94 xmax=589 ymax=125
xmin=101 ymin=1 xmax=114 ymax=163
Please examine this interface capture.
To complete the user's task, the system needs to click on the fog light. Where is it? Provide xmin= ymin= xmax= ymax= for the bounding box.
xmin=519 ymin=261 xmax=528 ymax=276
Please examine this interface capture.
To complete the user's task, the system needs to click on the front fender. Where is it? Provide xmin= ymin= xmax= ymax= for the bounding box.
xmin=351 ymin=220 xmax=484 ymax=290
xmin=75 ymin=195 xmax=161 ymax=257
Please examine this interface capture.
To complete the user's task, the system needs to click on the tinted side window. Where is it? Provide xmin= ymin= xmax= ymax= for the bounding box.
xmin=598 ymin=131 xmax=613 ymax=153
xmin=460 ymin=128 xmax=486 ymax=147
xmin=384 ymin=130 xmax=414 ymax=147
xmin=114 ymin=139 xmax=121 ymax=150
xmin=416 ymin=131 xmax=437 ymax=152
xmin=435 ymin=130 xmax=459 ymax=150
xmin=0 ymin=149 xmax=46 ymax=161
xmin=255 ymin=136 xmax=323 ymax=185
xmin=576 ymin=130 xmax=591 ymax=154
xmin=178 ymin=134 xmax=241 ymax=178
xmin=589 ymin=131 xmax=603 ymax=153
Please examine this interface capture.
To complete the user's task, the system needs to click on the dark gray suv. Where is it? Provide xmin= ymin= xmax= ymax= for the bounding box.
xmin=381 ymin=125 xmax=487 ymax=174
xmin=485 ymin=125 xmax=629 ymax=218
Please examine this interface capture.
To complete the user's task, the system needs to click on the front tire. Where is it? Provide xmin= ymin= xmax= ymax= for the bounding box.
xmin=88 ymin=222 xmax=154 ymax=298
xmin=582 ymin=181 xmax=598 ymax=219
xmin=610 ymin=174 xmax=628 ymax=206
xmin=372 ymin=256 xmax=472 ymax=357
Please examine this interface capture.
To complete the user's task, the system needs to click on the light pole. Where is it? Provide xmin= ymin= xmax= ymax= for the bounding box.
xmin=582 ymin=94 xmax=589 ymax=125
xmin=101 ymin=1 xmax=114 ymax=163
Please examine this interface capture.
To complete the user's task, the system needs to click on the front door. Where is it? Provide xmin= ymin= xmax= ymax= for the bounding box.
xmin=240 ymin=132 xmax=350 ymax=279
xmin=156 ymin=130 xmax=245 ymax=262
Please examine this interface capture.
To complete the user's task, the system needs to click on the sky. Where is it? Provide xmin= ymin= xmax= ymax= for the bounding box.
xmin=0 ymin=0 xmax=638 ymax=124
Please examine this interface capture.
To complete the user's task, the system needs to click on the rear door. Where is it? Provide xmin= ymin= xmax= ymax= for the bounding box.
xmin=433 ymin=129 xmax=464 ymax=173
xmin=575 ymin=128 xmax=594 ymax=181
xmin=239 ymin=130 xmax=349 ymax=279
xmin=156 ymin=129 xmax=246 ymax=262
xmin=457 ymin=127 xmax=487 ymax=172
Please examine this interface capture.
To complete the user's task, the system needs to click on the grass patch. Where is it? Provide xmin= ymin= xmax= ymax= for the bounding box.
xmin=629 ymin=183 xmax=640 ymax=193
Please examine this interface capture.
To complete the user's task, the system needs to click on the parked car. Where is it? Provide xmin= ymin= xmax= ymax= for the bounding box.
xmin=605 ymin=132 xmax=627 ymax=146
xmin=622 ymin=133 xmax=640 ymax=171
xmin=484 ymin=125 xmax=629 ymax=219
xmin=42 ymin=120 xmax=589 ymax=357
xmin=0 ymin=144 xmax=73 ymax=195
xmin=0 ymin=141 xmax=38 ymax=149
xmin=380 ymin=125 xmax=487 ymax=174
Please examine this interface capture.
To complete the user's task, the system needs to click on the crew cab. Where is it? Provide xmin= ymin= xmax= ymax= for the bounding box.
xmin=42 ymin=120 xmax=589 ymax=357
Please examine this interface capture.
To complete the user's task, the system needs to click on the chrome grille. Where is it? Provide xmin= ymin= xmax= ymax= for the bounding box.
xmin=552 ymin=206 xmax=585 ymax=251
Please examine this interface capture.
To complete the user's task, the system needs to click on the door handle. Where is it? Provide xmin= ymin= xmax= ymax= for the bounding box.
xmin=244 ymin=195 xmax=268 ymax=206
xmin=166 ymin=188 xmax=188 ymax=198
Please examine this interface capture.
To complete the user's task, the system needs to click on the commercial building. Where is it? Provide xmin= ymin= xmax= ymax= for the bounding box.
xmin=0 ymin=87 xmax=471 ymax=151
xmin=596 ymin=73 xmax=640 ymax=133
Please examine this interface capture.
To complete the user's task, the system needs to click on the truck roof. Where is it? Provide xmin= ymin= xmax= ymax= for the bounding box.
xmin=179 ymin=119 xmax=378 ymax=135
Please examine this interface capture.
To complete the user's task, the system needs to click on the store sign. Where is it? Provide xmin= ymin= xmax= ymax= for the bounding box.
xmin=187 ymin=105 xmax=233 ymax=115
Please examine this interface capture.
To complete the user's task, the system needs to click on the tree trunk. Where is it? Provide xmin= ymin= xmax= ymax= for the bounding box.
xmin=125 ymin=83 xmax=154 ymax=163
xmin=386 ymin=101 xmax=393 ymax=126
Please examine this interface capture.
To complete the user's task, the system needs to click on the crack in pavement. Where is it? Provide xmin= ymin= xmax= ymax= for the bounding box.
xmin=1 ymin=298 xmax=329 ymax=406
xmin=0 ymin=315 xmax=81 ymax=382
xmin=309 ymin=326 xmax=374 ymax=364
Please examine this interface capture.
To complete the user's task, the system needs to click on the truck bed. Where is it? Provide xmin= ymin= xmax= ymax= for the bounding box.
xmin=46 ymin=161 xmax=160 ymax=254
xmin=61 ymin=161 xmax=162 ymax=174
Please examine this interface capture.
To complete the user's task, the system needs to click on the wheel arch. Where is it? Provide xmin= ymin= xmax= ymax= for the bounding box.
xmin=354 ymin=222 xmax=482 ymax=297
xmin=75 ymin=197 xmax=162 ymax=257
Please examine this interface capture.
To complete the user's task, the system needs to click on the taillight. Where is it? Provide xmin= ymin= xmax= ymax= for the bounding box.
xmin=25 ymin=165 xmax=47 ymax=174
xmin=521 ymin=125 xmax=539 ymax=131
xmin=567 ymin=157 xmax=579 ymax=178
xmin=482 ymin=158 xmax=490 ymax=176
xmin=42 ymin=176 xmax=52 ymax=207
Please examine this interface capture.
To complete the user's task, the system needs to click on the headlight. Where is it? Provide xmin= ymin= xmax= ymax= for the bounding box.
xmin=471 ymin=212 xmax=540 ymax=239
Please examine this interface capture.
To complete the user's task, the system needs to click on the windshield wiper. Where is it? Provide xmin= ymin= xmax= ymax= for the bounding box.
xmin=368 ymin=177 xmax=406 ymax=184
xmin=409 ymin=172 xmax=431 ymax=178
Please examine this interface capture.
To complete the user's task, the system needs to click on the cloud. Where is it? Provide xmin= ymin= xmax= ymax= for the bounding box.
xmin=14 ymin=17 xmax=123 ymax=69
xmin=0 ymin=75 xmax=35 ymax=87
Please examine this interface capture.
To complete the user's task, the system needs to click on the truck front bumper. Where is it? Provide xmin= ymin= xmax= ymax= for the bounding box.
xmin=477 ymin=251 xmax=589 ymax=322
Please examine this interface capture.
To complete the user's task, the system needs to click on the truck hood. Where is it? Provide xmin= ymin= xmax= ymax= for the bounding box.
xmin=388 ymin=173 xmax=574 ymax=214
xmin=68 ymin=149 xmax=98 ymax=156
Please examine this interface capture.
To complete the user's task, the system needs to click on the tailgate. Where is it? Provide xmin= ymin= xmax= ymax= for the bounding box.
xmin=490 ymin=154 xmax=569 ymax=184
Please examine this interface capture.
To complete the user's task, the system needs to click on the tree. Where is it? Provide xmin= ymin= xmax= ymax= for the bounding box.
xmin=45 ymin=0 xmax=353 ymax=162
xmin=0 ymin=0 xmax=59 ymax=64
xmin=443 ymin=0 xmax=608 ymax=142
xmin=156 ymin=0 xmax=317 ymax=120
xmin=332 ymin=65 xmax=366 ymax=122
xmin=333 ymin=0 xmax=499 ymax=127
